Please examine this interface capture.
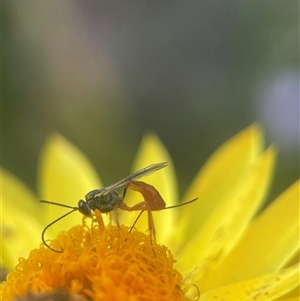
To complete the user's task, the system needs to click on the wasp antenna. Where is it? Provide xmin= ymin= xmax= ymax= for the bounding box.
xmin=40 ymin=200 xmax=77 ymax=210
xmin=41 ymin=209 xmax=77 ymax=253
xmin=164 ymin=197 xmax=198 ymax=210
xmin=192 ymin=284 xmax=200 ymax=301
xmin=125 ymin=210 xmax=145 ymax=241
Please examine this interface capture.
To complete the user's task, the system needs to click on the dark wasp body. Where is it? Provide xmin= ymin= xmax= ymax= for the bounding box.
xmin=41 ymin=162 xmax=197 ymax=252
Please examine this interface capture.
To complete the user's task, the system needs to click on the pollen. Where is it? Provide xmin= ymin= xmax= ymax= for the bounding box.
xmin=0 ymin=211 xmax=189 ymax=301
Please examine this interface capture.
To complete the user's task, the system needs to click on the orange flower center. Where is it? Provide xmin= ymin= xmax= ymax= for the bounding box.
xmin=1 ymin=211 xmax=191 ymax=301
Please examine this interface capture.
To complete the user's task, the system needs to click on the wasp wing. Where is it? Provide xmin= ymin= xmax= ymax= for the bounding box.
xmin=96 ymin=162 xmax=168 ymax=197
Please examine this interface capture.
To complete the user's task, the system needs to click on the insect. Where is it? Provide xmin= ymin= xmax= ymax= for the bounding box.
xmin=40 ymin=162 xmax=197 ymax=252
xmin=122 ymin=181 xmax=197 ymax=243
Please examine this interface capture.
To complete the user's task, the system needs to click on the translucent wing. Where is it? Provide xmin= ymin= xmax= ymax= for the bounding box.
xmin=95 ymin=162 xmax=168 ymax=197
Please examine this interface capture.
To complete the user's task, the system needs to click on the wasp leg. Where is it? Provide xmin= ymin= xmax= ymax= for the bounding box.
xmin=119 ymin=201 xmax=156 ymax=243
xmin=146 ymin=206 xmax=156 ymax=243
xmin=113 ymin=206 xmax=121 ymax=250
xmin=113 ymin=206 xmax=120 ymax=227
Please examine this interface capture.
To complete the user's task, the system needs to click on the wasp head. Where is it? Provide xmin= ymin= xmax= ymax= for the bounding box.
xmin=78 ymin=200 xmax=92 ymax=216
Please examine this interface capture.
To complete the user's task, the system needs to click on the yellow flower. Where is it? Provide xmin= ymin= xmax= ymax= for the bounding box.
xmin=1 ymin=125 xmax=299 ymax=300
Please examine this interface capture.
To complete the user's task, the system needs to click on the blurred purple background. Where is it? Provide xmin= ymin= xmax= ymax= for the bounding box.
xmin=3 ymin=1 xmax=299 ymax=202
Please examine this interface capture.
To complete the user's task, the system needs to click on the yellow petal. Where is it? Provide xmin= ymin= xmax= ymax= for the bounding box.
xmin=208 ymin=180 xmax=300 ymax=289
xmin=37 ymin=134 xmax=103 ymax=233
xmin=1 ymin=168 xmax=39 ymax=219
xmin=177 ymin=147 xmax=276 ymax=288
xmin=1 ymin=205 xmax=44 ymax=269
xmin=120 ymin=133 xmax=178 ymax=244
xmin=199 ymin=263 xmax=299 ymax=301
xmin=1 ymin=168 xmax=44 ymax=269
xmin=277 ymin=284 xmax=300 ymax=300
xmin=174 ymin=125 xmax=264 ymax=249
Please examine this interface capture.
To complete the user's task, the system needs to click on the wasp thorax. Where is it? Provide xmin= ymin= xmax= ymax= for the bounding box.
xmin=78 ymin=200 xmax=92 ymax=216
xmin=85 ymin=189 xmax=102 ymax=201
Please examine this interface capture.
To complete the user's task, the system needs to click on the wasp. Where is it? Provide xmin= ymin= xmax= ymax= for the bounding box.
xmin=41 ymin=162 xmax=197 ymax=252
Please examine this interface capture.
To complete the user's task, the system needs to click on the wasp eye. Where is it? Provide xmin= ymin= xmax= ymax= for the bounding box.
xmin=78 ymin=200 xmax=91 ymax=216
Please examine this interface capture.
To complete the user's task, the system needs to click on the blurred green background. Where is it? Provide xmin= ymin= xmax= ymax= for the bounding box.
xmin=2 ymin=1 xmax=299 ymax=202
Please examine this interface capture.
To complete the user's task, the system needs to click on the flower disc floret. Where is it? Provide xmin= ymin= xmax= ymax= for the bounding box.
xmin=1 ymin=211 xmax=188 ymax=301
